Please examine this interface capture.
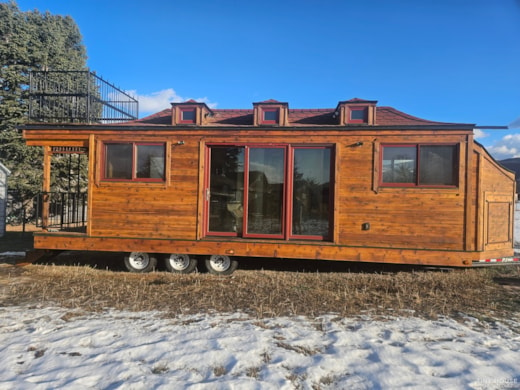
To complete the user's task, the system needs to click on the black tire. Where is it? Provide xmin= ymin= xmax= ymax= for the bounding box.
xmin=164 ymin=253 xmax=198 ymax=274
xmin=124 ymin=252 xmax=157 ymax=273
xmin=204 ymin=255 xmax=238 ymax=275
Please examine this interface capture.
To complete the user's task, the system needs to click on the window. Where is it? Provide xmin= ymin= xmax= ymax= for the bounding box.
xmin=206 ymin=144 xmax=333 ymax=240
xmin=381 ymin=144 xmax=458 ymax=187
xmin=180 ymin=108 xmax=196 ymax=123
xmin=349 ymin=107 xmax=368 ymax=123
xmin=104 ymin=142 xmax=165 ymax=181
xmin=261 ymin=108 xmax=279 ymax=124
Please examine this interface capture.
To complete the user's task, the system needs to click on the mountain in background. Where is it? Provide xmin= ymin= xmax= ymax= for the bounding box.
xmin=499 ymin=158 xmax=520 ymax=193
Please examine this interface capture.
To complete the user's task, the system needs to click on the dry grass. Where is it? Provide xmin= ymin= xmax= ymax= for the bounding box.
xmin=1 ymin=261 xmax=519 ymax=321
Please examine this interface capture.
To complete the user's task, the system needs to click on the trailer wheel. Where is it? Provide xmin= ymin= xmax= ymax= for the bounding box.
xmin=124 ymin=252 xmax=157 ymax=273
xmin=205 ymin=255 xmax=238 ymax=275
xmin=164 ymin=254 xmax=197 ymax=274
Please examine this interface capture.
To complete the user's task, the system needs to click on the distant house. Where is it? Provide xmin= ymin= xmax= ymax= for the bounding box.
xmin=0 ymin=162 xmax=11 ymax=237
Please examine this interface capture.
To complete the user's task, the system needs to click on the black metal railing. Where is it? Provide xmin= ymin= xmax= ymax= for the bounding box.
xmin=6 ymin=191 xmax=87 ymax=232
xmin=35 ymin=192 xmax=88 ymax=231
xmin=28 ymin=70 xmax=138 ymax=123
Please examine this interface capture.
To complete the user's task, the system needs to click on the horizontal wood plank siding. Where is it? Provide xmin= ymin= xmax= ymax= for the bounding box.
xmin=335 ymin=136 xmax=466 ymax=250
xmin=25 ymin=125 xmax=516 ymax=266
xmin=89 ymin=137 xmax=200 ymax=240
xmin=473 ymin=144 xmax=516 ymax=257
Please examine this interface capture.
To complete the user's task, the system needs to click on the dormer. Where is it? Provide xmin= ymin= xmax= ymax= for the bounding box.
xmin=171 ymin=100 xmax=213 ymax=126
xmin=335 ymin=98 xmax=377 ymax=126
xmin=253 ymin=99 xmax=289 ymax=126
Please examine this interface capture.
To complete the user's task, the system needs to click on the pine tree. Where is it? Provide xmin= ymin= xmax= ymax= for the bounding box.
xmin=0 ymin=1 xmax=87 ymax=204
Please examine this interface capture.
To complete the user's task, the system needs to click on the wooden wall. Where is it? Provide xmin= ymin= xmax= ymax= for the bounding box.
xmin=472 ymin=144 xmax=515 ymax=255
xmin=85 ymin=129 xmax=471 ymax=252
xmin=89 ymin=135 xmax=200 ymax=240
xmin=336 ymin=134 xmax=467 ymax=251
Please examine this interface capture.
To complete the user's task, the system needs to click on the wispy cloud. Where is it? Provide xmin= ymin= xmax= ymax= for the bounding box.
xmin=473 ymin=128 xmax=487 ymax=139
xmin=487 ymin=133 xmax=520 ymax=160
xmin=126 ymin=88 xmax=217 ymax=117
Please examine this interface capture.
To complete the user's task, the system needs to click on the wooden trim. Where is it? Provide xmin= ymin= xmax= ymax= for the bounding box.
xmin=475 ymin=149 xmax=484 ymax=251
xmin=333 ymin=143 xmax=340 ymax=243
xmin=372 ymin=140 xmax=379 ymax=193
xmin=42 ymin=146 xmax=51 ymax=231
xmin=87 ymin=134 xmax=95 ymax=236
xmin=464 ymin=137 xmax=474 ymax=251
xmin=197 ymin=139 xmax=206 ymax=240
xmin=32 ymin=233 xmax=482 ymax=267
xmin=165 ymin=140 xmax=172 ymax=187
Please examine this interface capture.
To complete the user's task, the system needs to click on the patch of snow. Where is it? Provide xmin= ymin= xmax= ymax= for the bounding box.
xmin=0 ymin=307 xmax=519 ymax=389
xmin=0 ymin=252 xmax=25 ymax=257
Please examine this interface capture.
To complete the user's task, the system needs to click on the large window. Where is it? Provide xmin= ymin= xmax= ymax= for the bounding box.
xmin=103 ymin=142 xmax=165 ymax=181
xmin=206 ymin=144 xmax=333 ymax=240
xmin=381 ymin=144 xmax=458 ymax=187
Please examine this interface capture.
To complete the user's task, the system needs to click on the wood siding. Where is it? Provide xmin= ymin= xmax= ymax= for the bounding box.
xmin=24 ymin=126 xmax=516 ymax=267
xmin=472 ymin=144 xmax=515 ymax=256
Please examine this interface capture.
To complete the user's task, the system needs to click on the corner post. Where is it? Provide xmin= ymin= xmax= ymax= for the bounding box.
xmin=42 ymin=146 xmax=52 ymax=231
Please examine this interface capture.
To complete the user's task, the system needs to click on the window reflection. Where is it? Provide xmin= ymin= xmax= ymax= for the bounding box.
xmin=136 ymin=145 xmax=165 ymax=179
xmin=206 ymin=145 xmax=333 ymax=240
xmin=247 ymin=148 xmax=285 ymax=236
xmin=382 ymin=146 xmax=417 ymax=184
xmin=292 ymin=148 xmax=331 ymax=237
xmin=208 ymin=147 xmax=244 ymax=233
xmin=105 ymin=144 xmax=132 ymax=179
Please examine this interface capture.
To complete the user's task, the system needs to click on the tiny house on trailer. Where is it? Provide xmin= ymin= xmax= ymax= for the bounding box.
xmin=22 ymin=98 xmax=517 ymax=274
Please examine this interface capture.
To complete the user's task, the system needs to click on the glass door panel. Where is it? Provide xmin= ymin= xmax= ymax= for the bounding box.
xmin=208 ymin=147 xmax=244 ymax=234
xmin=292 ymin=148 xmax=331 ymax=238
xmin=246 ymin=147 xmax=285 ymax=237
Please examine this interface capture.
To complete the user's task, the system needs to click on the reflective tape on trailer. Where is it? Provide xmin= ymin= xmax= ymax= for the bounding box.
xmin=474 ymin=257 xmax=520 ymax=264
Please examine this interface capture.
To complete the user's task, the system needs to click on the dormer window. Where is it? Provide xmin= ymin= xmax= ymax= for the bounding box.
xmin=171 ymin=100 xmax=213 ymax=126
xmin=349 ymin=107 xmax=368 ymax=123
xmin=253 ymin=100 xmax=288 ymax=126
xmin=262 ymin=108 xmax=279 ymax=124
xmin=335 ymin=98 xmax=377 ymax=126
xmin=180 ymin=108 xmax=196 ymax=124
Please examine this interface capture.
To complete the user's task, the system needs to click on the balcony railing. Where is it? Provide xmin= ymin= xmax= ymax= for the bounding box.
xmin=36 ymin=192 xmax=88 ymax=231
xmin=28 ymin=70 xmax=138 ymax=123
xmin=6 ymin=191 xmax=87 ymax=233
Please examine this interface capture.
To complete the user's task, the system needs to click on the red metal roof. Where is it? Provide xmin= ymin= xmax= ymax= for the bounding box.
xmin=131 ymin=100 xmax=471 ymax=127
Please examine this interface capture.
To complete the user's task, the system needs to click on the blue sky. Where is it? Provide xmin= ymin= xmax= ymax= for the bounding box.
xmin=12 ymin=0 xmax=520 ymax=160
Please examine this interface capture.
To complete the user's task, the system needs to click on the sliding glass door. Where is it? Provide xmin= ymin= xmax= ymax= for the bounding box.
xmin=291 ymin=147 xmax=331 ymax=238
xmin=205 ymin=144 xmax=332 ymax=240
xmin=245 ymin=147 xmax=285 ymax=238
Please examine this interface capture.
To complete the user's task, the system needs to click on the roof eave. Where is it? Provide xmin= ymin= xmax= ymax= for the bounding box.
xmin=19 ymin=123 xmax=476 ymax=131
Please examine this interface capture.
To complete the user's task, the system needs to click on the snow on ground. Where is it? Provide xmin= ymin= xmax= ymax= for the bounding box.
xmin=0 ymin=306 xmax=519 ymax=389
xmin=0 ymin=205 xmax=518 ymax=388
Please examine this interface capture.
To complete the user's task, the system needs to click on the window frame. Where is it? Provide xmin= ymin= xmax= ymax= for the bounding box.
xmin=287 ymin=145 xmax=334 ymax=240
xmin=348 ymin=106 xmax=368 ymax=124
xmin=379 ymin=143 xmax=459 ymax=188
xmin=261 ymin=108 xmax=280 ymax=125
xmin=204 ymin=143 xmax=334 ymax=241
xmin=102 ymin=141 xmax=166 ymax=183
xmin=179 ymin=107 xmax=197 ymax=124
